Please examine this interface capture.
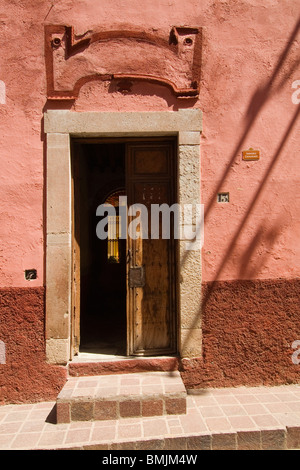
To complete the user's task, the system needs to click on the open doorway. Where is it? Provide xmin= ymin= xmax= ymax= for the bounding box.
xmin=73 ymin=142 xmax=127 ymax=355
xmin=72 ymin=138 xmax=178 ymax=358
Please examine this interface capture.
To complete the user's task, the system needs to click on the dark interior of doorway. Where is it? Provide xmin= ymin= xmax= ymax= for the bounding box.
xmin=78 ymin=142 xmax=127 ymax=355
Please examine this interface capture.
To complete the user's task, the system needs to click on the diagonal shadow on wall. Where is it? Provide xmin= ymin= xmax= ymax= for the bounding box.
xmin=180 ymin=17 xmax=300 ymax=358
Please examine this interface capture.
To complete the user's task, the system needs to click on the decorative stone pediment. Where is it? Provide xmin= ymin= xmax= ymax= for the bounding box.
xmin=44 ymin=25 xmax=202 ymax=100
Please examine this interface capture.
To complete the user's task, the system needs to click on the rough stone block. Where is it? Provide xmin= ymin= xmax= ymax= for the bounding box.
xmin=164 ymin=437 xmax=187 ymax=449
xmin=56 ymin=402 xmax=70 ymax=424
xmin=261 ymin=429 xmax=286 ymax=450
xmin=180 ymin=328 xmax=202 ymax=358
xmin=212 ymin=432 xmax=237 ymax=450
xmin=287 ymin=426 xmax=300 ymax=449
xmin=71 ymin=400 xmax=94 ymax=421
xmin=94 ymin=400 xmax=118 ymax=420
xmin=165 ymin=397 xmax=186 ymax=415
xmin=136 ymin=439 xmax=164 ymax=450
xmin=187 ymin=434 xmax=212 ymax=450
xmin=237 ymin=431 xmax=261 ymax=450
xmin=119 ymin=399 xmax=141 ymax=418
xmin=142 ymin=399 xmax=164 ymax=417
xmin=46 ymin=338 xmax=70 ymax=365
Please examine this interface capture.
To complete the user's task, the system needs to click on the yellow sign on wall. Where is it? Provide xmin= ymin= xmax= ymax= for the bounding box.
xmin=242 ymin=148 xmax=260 ymax=161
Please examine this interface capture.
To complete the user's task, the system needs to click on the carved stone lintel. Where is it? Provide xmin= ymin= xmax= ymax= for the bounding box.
xmin=44 ymin=25 xmax=202 ymax=100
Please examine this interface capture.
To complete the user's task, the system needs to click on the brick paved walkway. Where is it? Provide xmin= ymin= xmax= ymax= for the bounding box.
xmin=1 ymin=383 xmax=300 ymax=450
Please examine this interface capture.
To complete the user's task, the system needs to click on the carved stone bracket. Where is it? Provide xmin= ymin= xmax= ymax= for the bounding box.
xmin=44 ymin=25 xmax=202 ymax=100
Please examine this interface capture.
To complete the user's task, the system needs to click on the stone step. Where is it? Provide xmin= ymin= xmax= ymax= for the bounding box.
xmin=56 ymin=371 xmax=187 ymax=424
xmin=68 ymin=355 xmax=180 ymax=377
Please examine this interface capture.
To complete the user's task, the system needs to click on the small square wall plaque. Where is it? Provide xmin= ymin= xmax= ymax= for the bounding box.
xmin=217 ymin=192 xmax=229 ymax=203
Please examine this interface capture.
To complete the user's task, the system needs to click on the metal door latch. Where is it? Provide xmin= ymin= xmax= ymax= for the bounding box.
xmin=129 ymin=266 xmax=145 ymax=288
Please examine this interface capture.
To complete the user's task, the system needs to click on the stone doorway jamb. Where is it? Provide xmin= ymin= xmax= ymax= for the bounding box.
xmin=44 ymin=109 xmax=202 ymax=364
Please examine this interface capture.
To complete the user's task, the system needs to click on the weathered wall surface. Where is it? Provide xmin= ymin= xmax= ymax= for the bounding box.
xmin=181 ymin=279 xmax=300 ymax=389
xmin=0 ymin=287 xmax=66 ymax=404
xmin=0 ymin=0 xmax=299 ymax=401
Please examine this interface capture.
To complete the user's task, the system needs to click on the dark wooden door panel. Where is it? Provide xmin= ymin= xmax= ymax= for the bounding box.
xmin=126 ymin=141 xmax=177 ymax=356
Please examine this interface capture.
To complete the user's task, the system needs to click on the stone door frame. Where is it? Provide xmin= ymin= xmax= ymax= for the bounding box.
xmin=44 ymin=109 xmax=202 ymax=364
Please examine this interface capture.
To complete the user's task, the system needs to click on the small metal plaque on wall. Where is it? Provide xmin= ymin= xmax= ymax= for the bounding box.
xmin=242 ymin=148 xmax=260 ymax=161
xmin=129 ymin=266 xmax=145 ymax=288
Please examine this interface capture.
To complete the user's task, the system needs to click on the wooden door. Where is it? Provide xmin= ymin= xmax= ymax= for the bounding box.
xmin=126 ymin=140 xmax=177 ymax=356
xmin=71 ymin=143 xmax=81 ymax=357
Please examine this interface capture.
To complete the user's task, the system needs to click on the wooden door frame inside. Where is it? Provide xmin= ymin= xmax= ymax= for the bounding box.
xmin=44 ymin=109 xmax=202 ymax=365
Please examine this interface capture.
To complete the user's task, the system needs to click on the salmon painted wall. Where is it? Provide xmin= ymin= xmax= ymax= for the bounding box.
xmin=0 ymin=1 xmax=299 ymax=402
xmin=0 ymin=0 xmax=299 ymax=289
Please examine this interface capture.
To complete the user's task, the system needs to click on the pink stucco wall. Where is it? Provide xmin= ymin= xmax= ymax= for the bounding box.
xmin=0 ymin=0 xmax=299 ymax=287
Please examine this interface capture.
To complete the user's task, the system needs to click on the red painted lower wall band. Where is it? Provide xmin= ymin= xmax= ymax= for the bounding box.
xmin=181 ymin=278 xmax=300 ymax=389
xmin=0 ymin=287 xmax=66 ymax=404
xmin=1 ymin=279 xmax=299 ymax=403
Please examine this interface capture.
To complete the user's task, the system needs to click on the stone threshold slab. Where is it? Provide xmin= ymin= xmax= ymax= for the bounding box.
xmin=68 ymin=355 xmax=180 ymax=376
